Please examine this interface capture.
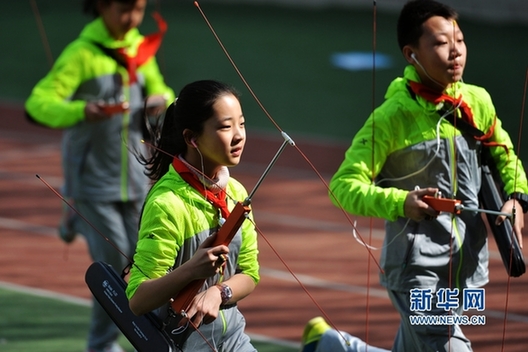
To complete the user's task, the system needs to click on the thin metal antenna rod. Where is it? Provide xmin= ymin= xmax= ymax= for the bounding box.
xmin=245 ymin=131 xmax=295 ymax=204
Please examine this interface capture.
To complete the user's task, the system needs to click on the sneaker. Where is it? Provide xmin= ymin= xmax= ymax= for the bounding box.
xmin=58 ymin=199 xmax=80 ymax=243
xmin=301 ymin=316 xmax=331 ymax=352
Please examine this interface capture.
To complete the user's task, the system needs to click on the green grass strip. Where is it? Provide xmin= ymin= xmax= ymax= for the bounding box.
xmin=0 ymin=283 xmax=298 ymax=352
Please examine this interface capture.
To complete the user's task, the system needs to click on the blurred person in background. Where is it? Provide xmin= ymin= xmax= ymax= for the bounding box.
xmin=25 ymin=0 xmax=174 ymax=351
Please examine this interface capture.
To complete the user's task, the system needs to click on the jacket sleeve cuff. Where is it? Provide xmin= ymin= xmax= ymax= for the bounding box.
xmin=396 ymin=190 xmax=409 ymax=219
xmin=508 ymin=192 xmax=528 ymax=213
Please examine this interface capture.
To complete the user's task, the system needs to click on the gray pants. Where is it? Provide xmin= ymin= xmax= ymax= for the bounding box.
xmin=315 ymin=329 xmax=390 ymax=352
xmin=76 ymin=199 xmax=142 ymax=352
xmin=174 ymin=306 xmax=256 ymax=352
xmin=314 ymin=290 xmax=473 ymax=352
xmin=388 ymin=290 xmax=472 ymax=352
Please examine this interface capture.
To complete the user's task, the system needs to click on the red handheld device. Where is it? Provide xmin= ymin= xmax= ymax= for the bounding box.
xmin=423 ymin=195 xmax=462 ymax=214
xmin=170 ymin=201 xmax=251 ymax=315
xmin=101 ymin=102 xmax=129 ymax=115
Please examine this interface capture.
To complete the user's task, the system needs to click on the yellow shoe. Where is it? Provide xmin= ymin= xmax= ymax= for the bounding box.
xmin=301 ymin=316 xmax=331 ymax=352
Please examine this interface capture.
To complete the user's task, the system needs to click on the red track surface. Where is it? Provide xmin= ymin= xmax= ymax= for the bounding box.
xmin=1 ymin=103 xmax=527 ymax=350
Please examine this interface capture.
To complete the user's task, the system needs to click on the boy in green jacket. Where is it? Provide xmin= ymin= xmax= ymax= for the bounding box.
xmin=303 ymin=0 xmax=528 ymax=351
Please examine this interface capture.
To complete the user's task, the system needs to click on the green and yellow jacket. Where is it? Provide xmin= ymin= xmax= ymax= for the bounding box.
xmin=25 ymin=17 xmax=175 ymax=202
xmin=127 ymin=165 xmax=259 ymax=348
xmin=330 ymin=65 xmax=528 ymax=291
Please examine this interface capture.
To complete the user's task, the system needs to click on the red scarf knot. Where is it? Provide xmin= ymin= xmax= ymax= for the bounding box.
xmin=408 ymin=80 xmax=508 ymax=154
xmin=116 ymin=12 xmax=167 ymax=84
xmin=172 ymin=157 xmax=231 ymax=220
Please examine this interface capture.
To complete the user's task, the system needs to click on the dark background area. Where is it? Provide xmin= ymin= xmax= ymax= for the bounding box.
xmin=1 ymin=0 xmax=527 ymax=155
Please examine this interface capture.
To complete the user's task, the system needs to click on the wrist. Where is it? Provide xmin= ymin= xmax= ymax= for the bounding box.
xmin=508 ymin=192 xmax=528 ymax=213
xmin=215 ymin=283 xmax=233 ymax=306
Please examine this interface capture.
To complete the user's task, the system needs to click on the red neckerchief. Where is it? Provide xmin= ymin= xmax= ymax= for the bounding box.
xmin=116 ymin=12 xmax=167 ymax=84
xmin=408 ymin=80 xmax=507 ymax=152
xmin=172 ymin=157 xmax=231 ymax=219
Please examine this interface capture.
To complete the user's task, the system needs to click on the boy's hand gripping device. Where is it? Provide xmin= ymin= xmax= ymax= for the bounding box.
xmin=422 ymin=191 xmax=525 ymax=277
xmin=423 ymin=193 xmax=513 ymax=218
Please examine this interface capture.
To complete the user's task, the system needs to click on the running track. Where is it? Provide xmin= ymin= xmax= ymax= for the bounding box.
xmin=1 ymin=102 xmax=527 ymax=351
